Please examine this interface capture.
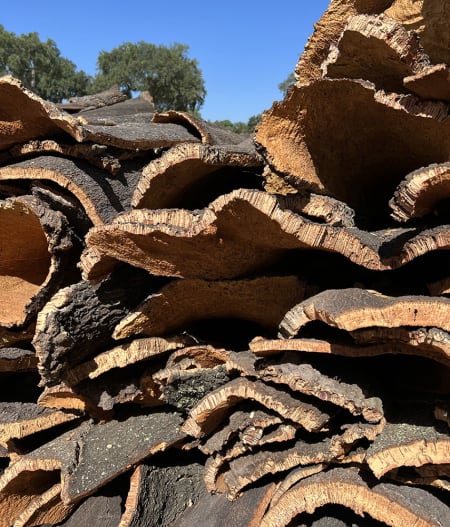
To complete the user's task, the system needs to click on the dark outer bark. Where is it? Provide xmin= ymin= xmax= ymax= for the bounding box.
xmin=122 ymin=458 xmax=204 ymax=527
xmin=0 ymin=348 xmax=37 ymax=371
xmin=174 ymin=481 xmax=275 ymax=527
xmin=60 ymin=411 xmax=185 ymax=503
xmin=53 ymin=494 xmax=123 ymax=527
xmin=64 ymin=86 xmax=129 ymax=111
xmin=33 ymin=267 xmax=162 ymax=386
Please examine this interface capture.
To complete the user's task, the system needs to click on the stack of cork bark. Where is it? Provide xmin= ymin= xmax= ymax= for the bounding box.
xmin=0 ymin=0 xmax=449 ymax=525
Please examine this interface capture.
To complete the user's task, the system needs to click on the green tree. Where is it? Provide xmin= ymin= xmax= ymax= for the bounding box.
xmin=92 ymin=42 xmax=206 ymax=112
xmin=0 ymin=25 xmax=92 ymax=102
xmin=278 ymin=72 xmax=296 ymax=97
xmin=210 ymin=114 xmax=261 ymax=135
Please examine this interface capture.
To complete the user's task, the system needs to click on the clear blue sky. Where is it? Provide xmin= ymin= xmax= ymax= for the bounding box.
xmin=1 ymin=1 xmax=330 ymax=122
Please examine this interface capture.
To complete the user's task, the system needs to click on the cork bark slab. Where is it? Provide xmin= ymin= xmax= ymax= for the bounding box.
xmin=0 ymin=156 xmax=143 ymax=226
xmin=70 ymin=90 xmax=154 ymax=117
xmin=255 ymin=78 xmax=450 ymax=222
xmin=279 ymin=288 xmax=450 ymax=338
xmin=131 ymin=142 xmax=263 ymax=210
xmin=385 ymin=0 xmax=450 ymax=65
xmin=33 ymin=267 xmax=158 ymax=386
xmin=260 ymin=466 xmax=450 ymax=527
xmin=182 ymin=377 xmax=331 ymax=438
xmin=0 ymin=195 xmax=74 ymax=330
xmin=0 ymin=348 xmax=37 ymax=372
xmin=51 ymin=494 xmax=123 ymax=527
xmin=389 ymin=162 xmax=450 ymax=222
xmin=295 ymin=0 xmax=394 ymax=82
xmin=112 ymin=276 xmax=315 ymax=340
xmin=404 ymin=64 xmax=450 ymax=103
xmin=82 ymin=188 xmax=427 ymax=282
xmin=322 ymin=13 xmax=429 ymax=93
xmin=58 ymin=86 xmax=129 ymax=113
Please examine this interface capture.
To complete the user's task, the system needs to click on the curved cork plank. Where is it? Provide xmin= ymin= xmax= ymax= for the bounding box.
xmin=269 ymin=464 xmax=327 ymax=507
xmin=279 ymin=288 xmax=450 ymax=338
xmin=255 ymin=78 xmax=450 ymax=220
xmin=118 ymin=460 xmax=204 ymax=527
xmin=204 ymin=422 xmax=298 ymax=494
xmin=0 ymin=402 xmax=79 ymax=447
xmin=0 ymin=140 xmax=129 ymax=176
xmin=390 ymin=162 xmax=450 ymax=222
xmin=166 ymin=344 xmax=229 ymax=369
xmin=33 ymin=267 xmax=157 ymax=386
xmin=64 ymin=336 xmax=190 ymax=386
xmin=385 ymin=0 xmax=450 ymax=65
xmin=0 ymin=195 xmax=74 ymax=330
xmin=222 ymin=420 xmax=385 ymax=500
xmin=0 ymin=76 xmax=85 ymax=151
xmin=152 ymin=110 xmax=245 ymax=146
xmin=0 ymin=156 xmax=141 ymax=226
xmin=13 ymin=483 xmax=75 ymax=527
xmin=83 ymin=188 xmax=407 ymax=282
xmin=295 ymin=0 xmax=393 ymax=82
xmin=112 ymin=276 xmax=314 ymax=340
xmin=260 ymin=467 xmax=450 ymax=527
xmin=249 ymin=334 xmax=450 ymax=367
xmin=366 ymin=419 xmax=450 ymax=478
xmin=0 ymin=348 xmax=37 ymax=372
xmin=404 ymin=64 xmax=450 ymax=103
xmin=131 ymin=141 xmax=263 ymax=209
xmin=322 ymin=13 xmax=429 ymax=92
xmin=182 ymin=377 xmax=331 ymax=438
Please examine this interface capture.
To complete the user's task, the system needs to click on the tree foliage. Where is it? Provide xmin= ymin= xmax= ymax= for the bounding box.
xmin=278 ymin=72 xmax=296 ymax=97
xmin=0 ymin=25 xmax=91 ymax=102
xmin=92 ymin=42 xmax=206 ymax=112
xmin=210 ymin=114 xmax=261 ymax=135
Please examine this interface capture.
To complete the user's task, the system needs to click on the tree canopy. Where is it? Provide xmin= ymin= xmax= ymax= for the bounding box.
xmin=0 ymin=25 xmax=91 ymax=102
xmin=92 ymin=42 xmax=206 ymax=112
xmin=278 ymin=72 xmax=296 ymax=97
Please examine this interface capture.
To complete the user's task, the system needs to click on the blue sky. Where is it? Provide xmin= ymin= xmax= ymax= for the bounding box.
xmin=1 ymin=1 xmax=330 ymax=122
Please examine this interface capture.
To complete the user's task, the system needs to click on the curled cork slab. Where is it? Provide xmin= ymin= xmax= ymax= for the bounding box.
xmin=261 ymin=466 xmax=450 ymax=527
xmin=181 ymin=377 xmax=331 ymax=438
xmin=112 ymin=276 xmax=314 ymax=340
xmin=0 ymin=156 xmax=144 ymax=226
xmin=404 ymin=64 xmax=450 ymax=103
xmin=322 ymin=14 xmax=429 ymax=92
xmin=0 ymin=76 xmax=85 ymax=150
xmin=131 ymin=142 xmax=263 ymax=210
xmin=0 ymin=195 xmax=74 ymax=330
xmin=389 ymin=162 xmax=450 ymax=222
xmin=83 ymin=189 xmax=402 ymax=282
xmin=279 ymin=288 xmax=450 ymax=338
xmin=385 ymin=0 xmax=450 ymax=65
xmin=295 ymin=0 xmax=394 ymax=82
xmin=0 ymin=402 xmax=79 ymax=448
xmin=366 ymin=418 xmax=450 ymax=478
xmin=255 ymin=78 xmax=450 ymax=221
xmin=64 ymin=336 xmax=189 ymax=386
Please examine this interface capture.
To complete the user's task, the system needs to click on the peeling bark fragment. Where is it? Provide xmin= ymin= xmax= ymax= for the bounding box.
xmin=295 ymin=0 xmax=393 ymax=82
xmin=0 ymin=76 xmax=85 ymax=150
xmin=132 ymin=141 xmax=263 ymax=210
xmin=119 ymin=458 xmax=204 ymax=527
xmin=0 ymin=195 xmax=75 ymax=330
xmin=323 ymin=14 xmax=429 ymax=92
xmin=260 ymin=467 xmax=450 ymax=527
xmin=0 ymin=156 xmax=143 ymax=226
xmin=64 ymin=336 xmax=189 ymax=386
xmin=152 ymin=111 xmax=246 ymax=146
xmin=385 ymin=0 xmax=450 ymax=65
xmin=255 ymin=78 xmax=450 ymax=222
xmin=0 ymin=348 xmax=37 ymax=372
xmin=404 ymin=64 xmax=450 ymax=103
xmin=113 ymin=276 xmax=313 ymax=340
xmin=182 ymin=377 xmax=331 ymax=438
xmin=279 ymin=288 xmax=450 ymax=338
xmin=0 ymin=402 xmax=79 ymax=447
xmin=174 ymin=481 xmax=276 ymax=527
xmin=366 ymin=419 xmax=450 ymax=478
xmin=260 ymin=362 xmax=384 ymax=423
xmin=33 ymin=267 xmax=158 ymax=386
xmin=390 ymin=162 xmax=450 ymax=222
